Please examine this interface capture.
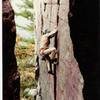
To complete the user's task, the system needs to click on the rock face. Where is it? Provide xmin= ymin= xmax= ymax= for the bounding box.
xmin=34 ymin=0 xmax=84 ymax=100
xmin=3 ymin=0 xmax=20 ymax=99
xmin=69 ymin=0 xmax=100 ymax=100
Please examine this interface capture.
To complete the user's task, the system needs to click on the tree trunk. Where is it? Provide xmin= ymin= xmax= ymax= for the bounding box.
xmin=3 ymin=0 xmax=20 ymax=99
xmin=34 ymin=0 xmax=84 ymax=100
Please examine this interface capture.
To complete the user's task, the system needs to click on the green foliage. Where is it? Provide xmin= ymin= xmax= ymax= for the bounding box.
xmin=15 ymin=0 xmax=35 ymax=32
xmin=16 ymin=45 xmax=36 ymax=99
xmin=16 ymin=10 xmax=33 ymax=21
xmin=15 ymin=34 xmax=36 ymax=99
xmin=14 ymin=0 xmax=36 ymax=99
xmin=21 ymin=38 xmax=35 ymax=44
xmin=17 ymin=0 xmax=33 ymax=9
xmin=21 ymin=78 xmax=37 ymax=89
xmin=16 ymin=23 xmax=34 ymax=33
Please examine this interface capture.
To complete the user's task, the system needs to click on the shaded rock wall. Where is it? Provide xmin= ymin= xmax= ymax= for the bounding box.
xmin=3 ymin=0 xmax=20 ymax=99
xmin=69 ymin=0 xmax=99 ymax=100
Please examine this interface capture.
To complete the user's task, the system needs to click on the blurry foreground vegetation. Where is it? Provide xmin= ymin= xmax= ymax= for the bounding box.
xmin=15 ymin=0 xmax=35 ymax=32
xmin=15 ymin=35 xmax=37 ymax=99
xmin=13 ymin=0 xmax=36 ymax=99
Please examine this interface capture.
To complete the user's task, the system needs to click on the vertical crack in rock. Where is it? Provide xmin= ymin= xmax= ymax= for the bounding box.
xmin=44 ymin=3 xmax=47 ymax=12
xmin=35 ymin=0 xmax=84 ymax=100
